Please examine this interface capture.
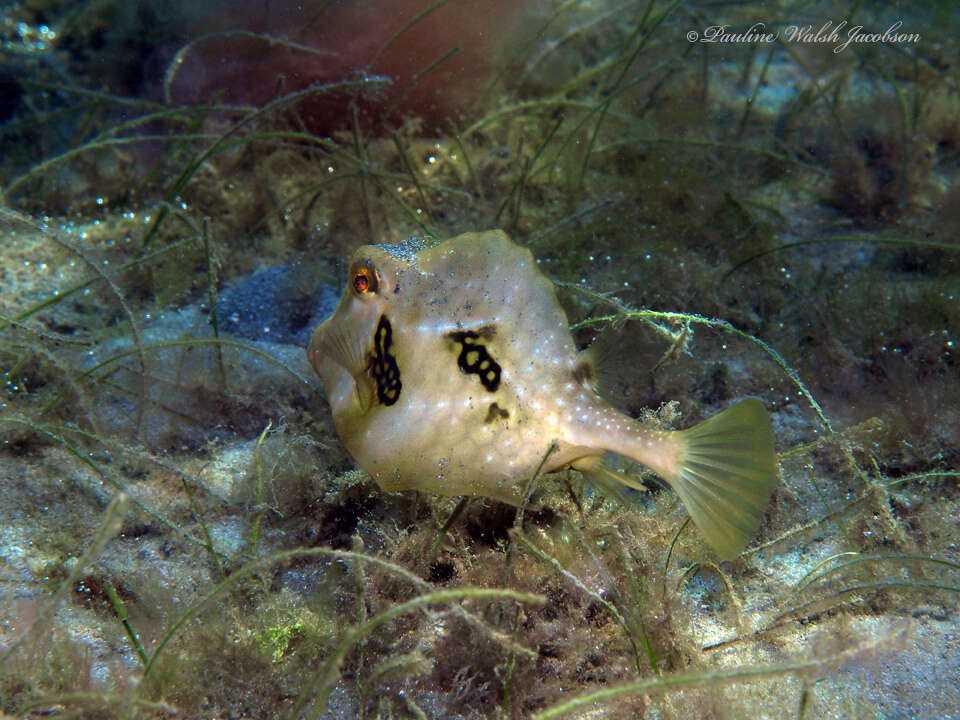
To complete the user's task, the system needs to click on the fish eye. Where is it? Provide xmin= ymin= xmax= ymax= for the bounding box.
xmin=353 ymin=270 xmax=371 ymax=293
xmin=350 ymin=261 xmax=379 ymax=296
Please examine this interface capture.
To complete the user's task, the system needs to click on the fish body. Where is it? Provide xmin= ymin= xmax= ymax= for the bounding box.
xmin=308 ymin=230 xmax=778 ymax=558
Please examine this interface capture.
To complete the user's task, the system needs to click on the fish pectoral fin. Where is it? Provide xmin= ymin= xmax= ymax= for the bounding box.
xmin=352 ymin=371 xmax=376 ymax=413
xmin=667 ymin=398 xmax=779 ymax=560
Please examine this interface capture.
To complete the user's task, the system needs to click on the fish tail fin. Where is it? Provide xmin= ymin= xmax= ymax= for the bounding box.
xmin=666 ymin=398 xmax=779 ymax=559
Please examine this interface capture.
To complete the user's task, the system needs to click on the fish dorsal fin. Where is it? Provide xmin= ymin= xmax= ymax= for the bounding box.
xmin=572 ymin=348 xmax=598 ymax=391
xmin=579 ymin=327 xmax=648 ymax=407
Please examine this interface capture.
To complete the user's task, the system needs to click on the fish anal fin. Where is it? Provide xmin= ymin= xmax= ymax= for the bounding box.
xmin=572 ymin=455 xmax=651 ymax=498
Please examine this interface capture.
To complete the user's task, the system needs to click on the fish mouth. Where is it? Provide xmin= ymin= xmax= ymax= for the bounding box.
xmin=308 ymin=318 xmax=378 ymax=412
xmin=308 ymin=316 xmax=366 ymax=378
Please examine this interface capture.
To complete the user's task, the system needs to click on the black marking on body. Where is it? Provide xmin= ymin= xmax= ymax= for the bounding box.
xmin=448 ymin=329 xmax=501 ymax=392
xmin=369 ymin=315 xmax=402 ymax=405
xmin=484 ymin=402 xmax=509 ymax=424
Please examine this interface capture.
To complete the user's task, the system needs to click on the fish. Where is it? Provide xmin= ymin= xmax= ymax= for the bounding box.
xmin=307 ymin=230 xmax=778 ymax=559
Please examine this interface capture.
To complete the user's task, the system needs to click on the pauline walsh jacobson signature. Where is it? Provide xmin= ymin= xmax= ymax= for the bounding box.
xmin=687 ymin=20 xmax=920 ymax=53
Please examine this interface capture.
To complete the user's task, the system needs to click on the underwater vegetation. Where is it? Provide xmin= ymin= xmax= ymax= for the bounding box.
xmin=0 ymin=0 xmax=958 ymax=718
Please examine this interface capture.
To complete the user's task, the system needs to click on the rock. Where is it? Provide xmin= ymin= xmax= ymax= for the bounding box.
xmin=215 ymin=265 xmax=338 ymax=347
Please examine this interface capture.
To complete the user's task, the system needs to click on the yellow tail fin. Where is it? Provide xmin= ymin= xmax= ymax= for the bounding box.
xmin=666 ymin=398 xmax=778 ymax=559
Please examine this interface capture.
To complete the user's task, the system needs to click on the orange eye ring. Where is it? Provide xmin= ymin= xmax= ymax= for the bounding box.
xmin=353 ymin=270 xmax=371 ymax=293
xmin=350 ymin=261 xmax=379 ymax=295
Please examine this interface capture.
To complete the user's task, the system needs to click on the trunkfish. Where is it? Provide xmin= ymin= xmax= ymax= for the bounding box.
xmin=308 ymin=230 xmax=778 ymax=558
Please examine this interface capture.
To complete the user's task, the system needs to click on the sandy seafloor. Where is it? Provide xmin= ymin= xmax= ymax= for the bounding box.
xmin=0 ymin=1 xmax=958 ymax=718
